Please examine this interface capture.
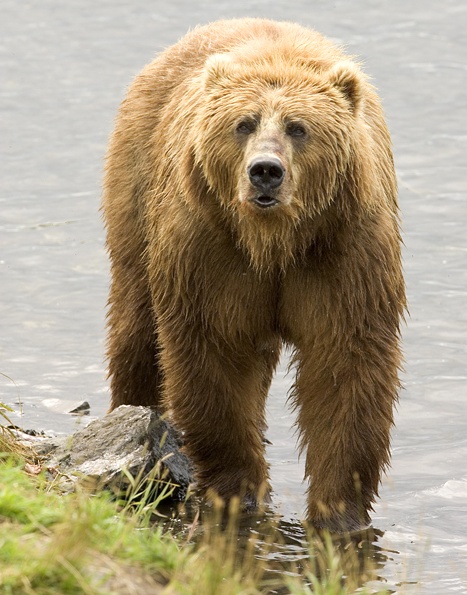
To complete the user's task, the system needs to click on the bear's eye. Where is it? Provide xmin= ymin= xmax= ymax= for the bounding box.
xmin=236 ymin=119 xmax=257 ymax=135
xmin=286 ymin=122 xmax=307 ymax=138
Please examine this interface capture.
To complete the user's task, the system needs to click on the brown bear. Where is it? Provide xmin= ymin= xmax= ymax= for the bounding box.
xmin=102 ymin=18 xmax=406 ymax=532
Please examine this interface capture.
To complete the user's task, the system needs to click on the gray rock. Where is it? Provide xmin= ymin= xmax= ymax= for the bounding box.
xmin=33 ymin=405 xmax=193 ymax=501
xmin=68 ymin=400 xmax=91 ymax=415
xmin=41 ymin=398 xmax=91 ymax=415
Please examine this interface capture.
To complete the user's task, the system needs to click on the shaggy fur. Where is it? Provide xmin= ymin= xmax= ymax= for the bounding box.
xmin=102 ymin=18 xmax=406 ymax=532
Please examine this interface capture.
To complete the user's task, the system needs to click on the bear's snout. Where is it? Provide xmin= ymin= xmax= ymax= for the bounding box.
xmin=247 ymin=156 xmax=285 ymax=192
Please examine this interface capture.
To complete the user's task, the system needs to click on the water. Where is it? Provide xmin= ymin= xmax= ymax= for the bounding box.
xmin=2 ymin=1 xmax=466 ymax=592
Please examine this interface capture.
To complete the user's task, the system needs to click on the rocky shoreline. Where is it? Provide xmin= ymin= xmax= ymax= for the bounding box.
xmin=17 ymin=405 xmax=194 ymax=501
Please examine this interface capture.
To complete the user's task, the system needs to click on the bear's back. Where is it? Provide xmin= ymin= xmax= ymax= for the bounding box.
xmin=150 ymin=18 xmax=346 ymax=88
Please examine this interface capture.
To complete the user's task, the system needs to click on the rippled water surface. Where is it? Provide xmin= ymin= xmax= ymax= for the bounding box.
xmin=2 ymin=1 xmax=466 ymax=592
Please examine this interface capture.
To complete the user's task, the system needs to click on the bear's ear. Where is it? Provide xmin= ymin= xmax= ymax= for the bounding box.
xmin=328 ymin=61 xmax=365 ymax=114
xmin=203 ymin=53 xmax=237 ymax=90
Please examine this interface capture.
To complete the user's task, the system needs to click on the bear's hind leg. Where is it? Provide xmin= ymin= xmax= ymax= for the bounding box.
xmin=106 ymin=262 xmax=163 ymax=411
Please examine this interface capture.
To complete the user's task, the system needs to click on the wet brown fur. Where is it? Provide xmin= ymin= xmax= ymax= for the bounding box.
xmin=102 ymin=18 xmax=406 ymax=532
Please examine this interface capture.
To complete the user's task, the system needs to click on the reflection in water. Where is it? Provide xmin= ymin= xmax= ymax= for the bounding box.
xmin=158 ymin=498 xmax=399 ymax=593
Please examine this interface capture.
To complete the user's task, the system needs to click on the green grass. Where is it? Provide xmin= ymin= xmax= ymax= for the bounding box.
xmin=0 ymin=457 xmax=180 ymax=593
xmin=0 ymin=406 xmax=390 ymax=594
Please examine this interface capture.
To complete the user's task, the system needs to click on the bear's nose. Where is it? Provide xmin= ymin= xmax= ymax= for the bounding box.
xmin=248 ymin=157 xmax=285 ymax=190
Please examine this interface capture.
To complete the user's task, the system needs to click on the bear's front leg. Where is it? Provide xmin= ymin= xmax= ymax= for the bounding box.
xmin=293 ymin=339 xmax=399 ymax=532
xmin=283 ymin=239 xmax=405 ymax=532
xmin=157 ymin=321 xmax=273 ymax=509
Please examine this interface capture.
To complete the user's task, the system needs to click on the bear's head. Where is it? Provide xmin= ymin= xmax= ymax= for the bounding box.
xmin=185 ymin=42 xmax=370 ymax=271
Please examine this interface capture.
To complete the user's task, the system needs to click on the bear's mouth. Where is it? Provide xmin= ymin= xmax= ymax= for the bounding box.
xmin=251 ymin=195 xmax=280 ymax=209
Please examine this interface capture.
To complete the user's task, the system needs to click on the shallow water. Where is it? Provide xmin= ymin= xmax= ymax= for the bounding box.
xmin=2 ymin=1 xmax=466 ymax=592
